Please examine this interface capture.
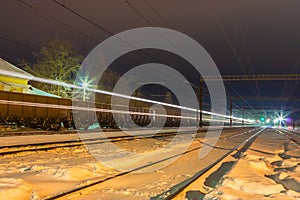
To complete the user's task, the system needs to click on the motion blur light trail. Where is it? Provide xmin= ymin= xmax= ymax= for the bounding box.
xmin=0 ymin=69 xmax=254 ymax=123
xmin=0 ymin=99 xmax=250 ymax=123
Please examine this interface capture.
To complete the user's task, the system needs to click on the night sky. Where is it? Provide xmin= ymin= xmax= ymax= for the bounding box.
xmin=1 ymin=0 xmax=300 ymax=109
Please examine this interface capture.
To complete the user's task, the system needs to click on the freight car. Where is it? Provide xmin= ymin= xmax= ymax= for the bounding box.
xmin=0 ymin=90 xmax=191 ymax=131
xmin=0 ymin=90 xmax=71 ymax=130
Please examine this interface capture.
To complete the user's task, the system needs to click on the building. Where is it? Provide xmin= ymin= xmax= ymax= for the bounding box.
xmin=0 ymin=58 xmax=59 ymax=97
xmin=0 ymin=58 xmax=33 ymax=93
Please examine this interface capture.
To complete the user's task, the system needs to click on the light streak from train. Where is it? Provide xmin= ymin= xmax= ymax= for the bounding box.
xmin=0 ymin=69 xmax=254 ymax=123
xmin=0 ymin=99 xmax=253 ymax=124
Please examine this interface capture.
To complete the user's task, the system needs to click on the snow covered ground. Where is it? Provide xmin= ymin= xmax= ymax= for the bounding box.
xmin=182 ymin=128 xmax=300 ymax=200
xmin=0 ymin=127 xmax=299 ymax=199
xmin=204 ymin=152 xmax=300 ymax=199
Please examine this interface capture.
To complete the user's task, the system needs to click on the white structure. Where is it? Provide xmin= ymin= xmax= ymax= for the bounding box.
xmin=0 ymin=58 xmax=59 ymax=97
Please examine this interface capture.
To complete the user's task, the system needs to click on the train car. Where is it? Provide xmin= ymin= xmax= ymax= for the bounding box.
xmin=0 ymin=90 xmax=181 ymax=131
xmin=0 ymin=90 xmax=72 ymax=130
xmin=0 ymin=89 xmax=232 ymax=131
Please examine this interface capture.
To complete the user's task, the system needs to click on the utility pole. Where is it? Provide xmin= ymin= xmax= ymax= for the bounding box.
xmin=230 ymin=97 xmax=233 ymax=127
xmin=242 ymin=107 xmax=244 ymax=127
xmin=196 ymin=88 xmax=199 ymax=128
xmin=292 ymin=112 xmax=295 ymax=130
xmin=199 ymin=79 xmax=203 ymax=128
xmin=83 ymin=86 xmax=86 ymax=101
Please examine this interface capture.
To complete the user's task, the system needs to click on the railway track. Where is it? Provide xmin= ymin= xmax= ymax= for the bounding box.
xmin=0 ymin=129 xmax=78 ymax=137
xmin=276 ymin=128 xmax=300 ymax=145
xmin=0 ymin=127 xmax=252 ymax=157
xmin=0 ymin=130 xmax=179 ymax=156
xmin=0 ymin=125 xmax=254 ymax=137
xmin=0 ymin=127 xmax=149 ymax=137
xmin=151 ymin=127 xmax=266 ymax=200
xmin=36 ymin=127 xmax=262 ymax=199
xmin=152 ymin=127 xmax=300 ymax=200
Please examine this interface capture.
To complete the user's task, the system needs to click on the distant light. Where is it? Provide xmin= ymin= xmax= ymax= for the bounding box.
xmin=82 ymin=82 xmax=89 ymax=88
xmin=285 ymin=117 xmax=292 ymax=123
xmin=249 ymin=119 xmax=255 ymax=123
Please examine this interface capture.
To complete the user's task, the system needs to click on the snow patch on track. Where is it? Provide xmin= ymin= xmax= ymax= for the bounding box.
xmin=204 ymin=141 xmax=300 ymax=200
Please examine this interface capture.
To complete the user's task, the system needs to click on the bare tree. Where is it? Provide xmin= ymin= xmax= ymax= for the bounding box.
xmin=21 ymin=39 xmax=83 ymax=98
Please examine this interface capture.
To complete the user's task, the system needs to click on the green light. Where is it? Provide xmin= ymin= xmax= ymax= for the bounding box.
xmin=260 ymin=117 xmax=265 ymax=122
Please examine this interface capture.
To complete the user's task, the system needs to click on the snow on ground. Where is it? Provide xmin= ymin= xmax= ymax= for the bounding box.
xmin=0 ymin=178 xmax=32 ymax=200
xmin=203 ymin=129 xmax=300 ymax=200
xmin=1 ymin=127 xmax=298 ymax=199
xmin=54 ymin=128 xmax=257 ymax=199
xmin=0 ymin=141 xmax=120 ymax=199
xmin=0 ymin=133 xmax=80 ymax=146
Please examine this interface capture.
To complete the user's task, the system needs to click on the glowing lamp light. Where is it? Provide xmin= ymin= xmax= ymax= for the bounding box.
xmin=273 ymin=112 xmax=288 ymax=128
xmin=278 ymin=116 xmax=284 ymax=122
xmin=78 ymin=80 xmax=93 ymax=101
xmin=82 ymin=81 xmax=89 ymax=88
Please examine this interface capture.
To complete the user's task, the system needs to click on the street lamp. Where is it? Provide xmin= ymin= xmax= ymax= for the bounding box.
xmin=184 ymin=80 xmax=202 ymax=128
xmin=77 ymin=74 xmax=97 ymax=101
xmin=82 ymin=81 xmax=88 ymax=101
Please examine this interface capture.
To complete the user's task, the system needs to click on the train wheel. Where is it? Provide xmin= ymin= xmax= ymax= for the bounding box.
xmin=63 ymin=121 xmax=70 ymax=129
xmin=82 ymin=124 xmax=89 ymax=130
xmin=51 ymin=123 xmax=61 ymax=131
xmin=41 ymin=121 xmax=50 ymax=131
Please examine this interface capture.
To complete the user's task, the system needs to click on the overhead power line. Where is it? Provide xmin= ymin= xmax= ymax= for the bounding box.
xmin=125 ymin=0 xmax=154 ymax=26
xmin=52 ymin=0 xmax=115 ymax=36
xmin=0 ymin=35 xmax=30 ymax=48
xmin=207 ymin=0 xmax=259 ymax=96
xmin=124 ymin=0 xmax=199 ymax=82
xmin=143 ymin=0 xmax=171 ymax=28
xmin=230 ymin=96 xmax=300 ymax=101
xmin=202 ymin=74 xmax=300 ymax=81
xmin=51 ymin=0 xmax=201 ymax=87
xmin=17 ymin=0 xmax=100 ymax=43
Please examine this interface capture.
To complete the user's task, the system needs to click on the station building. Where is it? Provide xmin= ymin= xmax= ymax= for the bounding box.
xmin=0 ymin=57 xmax=59 ymax=97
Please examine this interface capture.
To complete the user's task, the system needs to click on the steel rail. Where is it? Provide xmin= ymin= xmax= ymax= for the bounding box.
xmin=42 ymin=127 xmax=261 ymax=199
xmin=151 ymin=127 xmax=266 ymax=200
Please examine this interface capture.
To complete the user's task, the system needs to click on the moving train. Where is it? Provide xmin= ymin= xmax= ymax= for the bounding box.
xmin=0 ymin=90 xmax=209 ymax=131
xmin=0 ymin=88 xmax=249 ymax=131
